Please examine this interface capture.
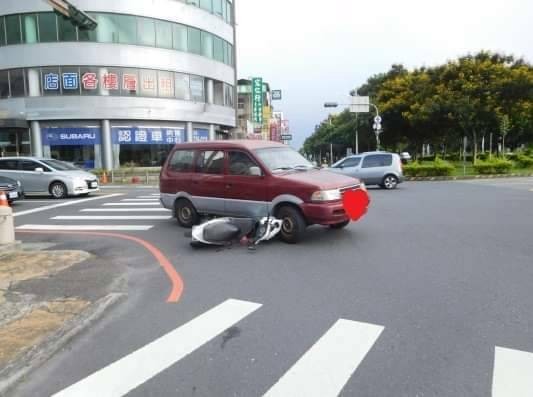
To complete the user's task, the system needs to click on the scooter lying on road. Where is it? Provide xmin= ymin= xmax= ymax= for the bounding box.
xmin=188 ymin=216 xmax=282 ymax=248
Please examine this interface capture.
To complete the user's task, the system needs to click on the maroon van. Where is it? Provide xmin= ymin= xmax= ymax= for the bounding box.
xmin=160 ymin=140 xmax=369 ymax=243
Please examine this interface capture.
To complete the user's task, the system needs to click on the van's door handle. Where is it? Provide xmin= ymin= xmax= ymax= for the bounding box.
xmin=225 ymin=184 xmax=232 ymax=189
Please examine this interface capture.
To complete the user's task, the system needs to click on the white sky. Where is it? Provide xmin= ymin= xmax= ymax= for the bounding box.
xmin=236 ymin=0 xmax=533 ymax=149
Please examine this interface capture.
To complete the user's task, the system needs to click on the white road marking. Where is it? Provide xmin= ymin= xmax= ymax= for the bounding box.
xmin=150 ymin=193 xmax=160 ymax=196
xmin=493 ymin=346 xmax=533 ymax=397
xmin=121 ymin=199 xmax=161 ymax=202
xmin=52 ymin=299 xmax=262 ymax=397
xmin=103 ymin=202 xmax=161 ymax=206
xmin=16 ymin=225 xmax=153 ymax=231
xmin=14 ymin=194 xmax=123 ymax=217
xmin=136 ymin=196 xmax=160 ymax=199
xmin=81 ymin=208 xmax=171 ymax=212
xmin=51 ymin=216 xmax=172 ymax=221
xmin=263 ymin=319 xmax=384 ymax=397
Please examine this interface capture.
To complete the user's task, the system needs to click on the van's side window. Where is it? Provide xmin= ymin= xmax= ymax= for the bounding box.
xmin=169 ymin=150 xmax=195 ymax=172
xmin=228 ymin=151 xmax=260 ymax=176
xmin=362 ymin=154 xmax=392 ymax=168
xmin=196 ymin=151 xmax=224 ymax=174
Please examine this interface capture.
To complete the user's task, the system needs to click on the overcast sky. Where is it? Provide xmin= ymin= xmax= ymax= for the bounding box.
xmin=236 ymin=0 xmax=533 ymax=149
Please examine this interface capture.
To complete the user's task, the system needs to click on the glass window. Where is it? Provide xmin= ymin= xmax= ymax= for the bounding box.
xmin=0 ymin=71 xmax=9 ymax=98
xmin=38 ymin=13 xmax=57 ymax=42
xmin=137 ymin=17 xmax=155 ymax=46
xmin=223 ymin=41 xmax=229 ymax=64
xmin=222 ymin=1 xmax=228 ymax=22
xmin=214 ymin=81 xmax=224 ymax=105
xmin=338 ymin=157 xmax=361 ymax=168
xmin=224 ymin=83 xmax=234 ymax=107
xmin=172 ymin=24 xmax=187 ymax=51
xmin=213 ymin=0 xmax=224 ymax=17
xmin=41 ymin=66 xmax=61 ymax=96
xmin=175 ymin=73 xmax=191 ymax=100
xmin=121 ymin=68 xmax=139 ymax=96
xmin=60 ymin=66 xmax=80 ymax=95
xmin=226 ymin=1 xmax=232 ymax=24
xmin=187 ymin=27 xmax=201 ymax=54
xmin=80 ymin=66 xmax=99 ymax=95
xmin=362 ymin=154 xmax=392 ymax=168
xmin=196 ymin=151 xmax=224 ymax=174
xmin=139 ymin=69 xmax=158 ymax=97
xmin=229 ymin=151 xmax=260 ymax=176
xmin=200 ymin=0 xmax=213 ymax=12
xmin=99 ymin=67 xmax=121 ymax=96
xmin=78 ymin=13 xmax=97 ymax=42
xmin=0 ymin=17 xmax=5 ymax=46
xmin=21 ymin=160 xmax=40 ymax=171
xmin=190 ymin=76 xmax=205 ymax=102
xmin=155 ymin=20 xmax=172 ymax=49
xmin=5 ymin=15 xmax=21 ymax=45
xmin=227 ymin=44 xmax=233 ymax=66
xmin=158 ymin=71 xmax=174 ymax=98
xmin=9 ymin=69 xmax=25 ymax=97
xmin=116 ymin=14 xmax=137 ymax=45
xmin=254 ymin=147 xmax=313 ymax=172
xmin=201 ymin=31 xmax=213 ymax=58
xmin=57 ymin=15 xmax=77 ymax=41
xmin=22 ymin=14 xmax=38 ymax=43
xmin=92 ymin=13 xmax=118 ymax=43
xmin=0 ymin=159 xmax=19 ymax=170
xmin=213 ymin=36 xmax=224 ymax=62
xmin=169 ymin=150 xmax=194 ymax=172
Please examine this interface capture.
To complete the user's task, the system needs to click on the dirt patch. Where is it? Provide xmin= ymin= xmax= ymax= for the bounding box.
xmin=0 ymin=299 xmax=88 ymax=366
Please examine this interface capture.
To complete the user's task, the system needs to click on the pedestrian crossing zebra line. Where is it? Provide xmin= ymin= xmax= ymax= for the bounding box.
xmin=103 ymin=202 xmax=162 ymax=206
xmin=81 ymin=208 xmax=171 ymax=212
xmin=16 ymin=224 xmax=154 ymax=231
xmin=492 ymin=346 xmax=533 ymax=397
xmin=50 ymin=216 xmax=172 ymax=221
xmin=121 ymin=199 xmax=161 ymax=202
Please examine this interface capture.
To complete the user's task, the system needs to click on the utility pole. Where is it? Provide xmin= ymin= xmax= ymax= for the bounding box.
xmin=355 ymin=113 xmax=359 ymax=154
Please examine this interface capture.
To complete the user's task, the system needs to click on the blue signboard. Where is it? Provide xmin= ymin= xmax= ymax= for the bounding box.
xmin=42 ymin=127 xmax=101 ymax=146
xmin=193 ymin=129 xmax=209 ymax=142
xmin=112 ymin=127 xmax=186 ymax=145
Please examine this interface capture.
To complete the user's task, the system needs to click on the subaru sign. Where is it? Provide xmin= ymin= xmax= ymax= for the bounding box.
xmin=42 ymin=127 xmax=101 ymax=146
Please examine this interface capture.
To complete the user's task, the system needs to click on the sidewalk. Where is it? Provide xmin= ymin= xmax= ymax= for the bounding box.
xmin=0 ymin=244 xmax=125 ymax=394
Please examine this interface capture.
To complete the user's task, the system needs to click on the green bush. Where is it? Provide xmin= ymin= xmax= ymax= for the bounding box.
xmin=473 ymin=159 xmax=513 ymax=174
xmin=404 ymin=159 xmax=455 ymax=177
xmin=514 ymin=154 xmax=533 ymax=169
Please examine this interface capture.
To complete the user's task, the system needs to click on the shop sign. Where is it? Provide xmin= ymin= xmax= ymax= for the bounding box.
xmin=62 ymin=73 xmax=79 ymax=90
xmin=193 ymin=129 xmax=209 ymax=142
xmin=82 ymin=73 xmax=98 ymax=90
xmin=103 ymin=73 xmax=119 ymax=90
xmin=112 ymin=127 xmax=186 ymax=145
xmin=252 ymin=77 xmax=263 ymax=124
xmin=44 ymin=73 xmax=60 ymax=91
xmin=42 ymin=127 xmax=101 ymax=146
xmin=123 ymin=74 xmax=138 ymax=92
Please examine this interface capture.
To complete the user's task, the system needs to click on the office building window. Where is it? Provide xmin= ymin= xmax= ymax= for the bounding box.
xmin=137 ymin=17 xmax=156 ymax=47
xmin=188 ymin=27 xmax=202 ymax=55
xmin=201 ymin=31 xmax=213 ymax=58
xmin=57 ymin=15 xmax=77 ymax=41
xmin=213 ymin=37 xmax=224 ymax=63
xmin=155 ymin=20 xmax=173 ymax=49
xmin=116 ymin=14 xmax=137 ymax=44
xmin=173 ymin=24 xmax=187 ymax=51
xmin=22 ymin=14 xmax=38 ymax=44
xmin=190 ymin=76 xmax=205 ymax=102
xmin=9 ymin=69 xmax=26 ymax=97
xmin=200 ymin=0 xmax=213 ymax=12
xmin=38 ymin=13 xmax=57 ymax=42
xmin=0 ymin=71 xmax=9 ymax=98
xmin=5 ymin=15 xmax=21 ymax=45
xmin=175 ymin=73 xmax=191 ymax=100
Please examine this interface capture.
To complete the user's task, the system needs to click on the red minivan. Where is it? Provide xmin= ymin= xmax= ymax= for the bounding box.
xmin=160 ymin=140 xmax=369 ymax=243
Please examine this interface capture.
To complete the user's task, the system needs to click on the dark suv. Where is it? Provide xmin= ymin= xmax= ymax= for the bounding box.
xmin=160 ymin=140 xmax=369 ymax=243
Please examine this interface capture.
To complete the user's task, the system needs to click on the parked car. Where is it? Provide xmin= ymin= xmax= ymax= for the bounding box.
xmin=400 ymin=152 xmax=412 ymax=164
xmin=160 ymin=140 xmax=369 ymax=243
xmin=0 ymin=175 xmax=24 ymax=204
xmin=0 ymin=157 xmax=99 ymax=199
xmin=328 ymin=151 xmax=404 ymax=189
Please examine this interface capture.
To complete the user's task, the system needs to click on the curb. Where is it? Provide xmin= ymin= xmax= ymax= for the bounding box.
xmin=405 ymin=173 xmax=533 ymax=182
xmin=0 ymin=292 xmax=126 ymax=396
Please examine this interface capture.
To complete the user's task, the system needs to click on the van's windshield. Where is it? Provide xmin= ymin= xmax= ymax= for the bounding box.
xmin=254 ymin=147 xmax=314 ymax=173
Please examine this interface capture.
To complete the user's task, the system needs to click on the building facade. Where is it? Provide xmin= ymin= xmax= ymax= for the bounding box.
xmin=0 ymin=0 xmax=236 ymax=169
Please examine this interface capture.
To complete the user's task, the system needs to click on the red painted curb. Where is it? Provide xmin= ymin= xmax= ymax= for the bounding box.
xmin=16 ymin=231 xmax=184 ymax=303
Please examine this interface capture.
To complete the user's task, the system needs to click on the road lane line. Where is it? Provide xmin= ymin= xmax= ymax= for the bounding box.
xmin=16 ymin=225 xmax=153 ymax=231
xmin=493 ymin=346 xmax=533 ymax=396
xmin=103 ymin=202 xmax=161 ymax=206
xmin=136 ymin=195 xmax=160 ymax=199
xmin=13 ymin=194 xmax=124 ymax=217
xmin=52 ymin=299 xmax=262 ymax=397
xmin=51 ymin=216 xmax=172 ymax=220
xmin=81 ymin=208 xmax=171 ymax=212
xmin=263 ymin=319 xmax=384 ymax=397
xmin=151 ymin=193 xmax=160 ymax=196
xmin=122 ymin=198 xmax=160 ymax=201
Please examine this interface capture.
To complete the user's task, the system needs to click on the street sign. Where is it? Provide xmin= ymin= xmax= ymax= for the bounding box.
xmin=373 ymin=123 xmax=382 ymax=131
xmin=374 ymin=116 xmax=382 ymax=124
xmin=281 ymin=134 xmax=292 ymax=141
xmin=252 ymin=77 xmax=263 ymax=124
xmin=272 ymin=90 xmax=282 ymax=100
xmin=349 ymin=96 xmax=370 ymax=113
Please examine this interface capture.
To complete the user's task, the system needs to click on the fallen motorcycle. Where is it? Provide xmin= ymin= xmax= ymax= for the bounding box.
xmin=188 ymin=216 xmax=282 ymax=248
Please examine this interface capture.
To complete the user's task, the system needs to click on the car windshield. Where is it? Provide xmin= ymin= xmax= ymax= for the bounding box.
xmin=40 ymin=159 xmax=80 ymax=171
xmin=254 ymin=147 xmax=314 ymax=172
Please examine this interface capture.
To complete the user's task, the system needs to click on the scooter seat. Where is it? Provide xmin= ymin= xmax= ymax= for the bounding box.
xmin=203 ymin=222 xmax=241 ymax=242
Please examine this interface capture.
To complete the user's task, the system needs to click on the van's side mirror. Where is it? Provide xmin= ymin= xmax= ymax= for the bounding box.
xmin=249 ymin=166 xmax=262 ymax=177
xmin=34 ymin=167 xmax=44 ymax=173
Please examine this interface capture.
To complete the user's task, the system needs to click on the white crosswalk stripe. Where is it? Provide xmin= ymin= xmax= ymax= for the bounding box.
xmin=493 ymin=346 xmax=533 ymax=397
xmin=51 ymin=216 xmax=172 ymax=221
xmin=263 ymin=319 xmax=384 ymax=397
xmin=122 ymin=199 xmax=161 ymax=202
xmin=81 ymin=208 xmax=171 ymax=212
xmin=52 ymin=299 xmax=262 ymax=397
xmin=16 ymin=224 xmax=154 ymax=231
xmin=104 ymin=202 xmax=162 ymax=206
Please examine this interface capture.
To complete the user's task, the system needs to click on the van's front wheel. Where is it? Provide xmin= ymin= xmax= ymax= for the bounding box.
xmin=175 ymin=199 xmax=199 ymax=228
xmin=276 ymin=206 xmax=306 ymax=244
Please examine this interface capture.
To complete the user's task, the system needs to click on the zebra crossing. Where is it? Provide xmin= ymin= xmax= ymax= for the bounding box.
xmin=16 ymin=193 xmax=172 ymax=232
xmin=50 ymin=298 xmax=532 ymax=397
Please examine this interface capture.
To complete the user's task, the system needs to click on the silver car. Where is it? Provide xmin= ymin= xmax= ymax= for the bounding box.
xmin=0 ymin=157 xmax=99 ymax=198
xmin=328 ymin=151 xmax=404 ymax=189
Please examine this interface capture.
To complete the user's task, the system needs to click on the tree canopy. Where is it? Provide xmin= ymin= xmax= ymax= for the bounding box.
xmin=303 ymin=52 xmax=533 ymax=160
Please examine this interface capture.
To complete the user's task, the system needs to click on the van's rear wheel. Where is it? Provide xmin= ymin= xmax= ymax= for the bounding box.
xmin=276 ymin=206 xmax=306 ymax=244
xmin=175 ymin=199 xmax=199 ymax=228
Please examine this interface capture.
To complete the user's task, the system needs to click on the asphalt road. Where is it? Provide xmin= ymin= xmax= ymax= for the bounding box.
xmin=8 ymin=178 xmax=533 ymax=397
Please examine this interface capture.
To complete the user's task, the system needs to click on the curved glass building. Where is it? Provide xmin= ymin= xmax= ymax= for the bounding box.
xmin=0 ymin=0 xmax=236 ymax=169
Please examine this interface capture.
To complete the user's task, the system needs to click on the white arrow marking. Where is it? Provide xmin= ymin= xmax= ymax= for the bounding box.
xmin=263 ymin=319 xmax=384 ymax=397
xmin=493 ymin=346 xmax=533 ymax=397
xmin=53 ymin=299 xmax=262 ymax=397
